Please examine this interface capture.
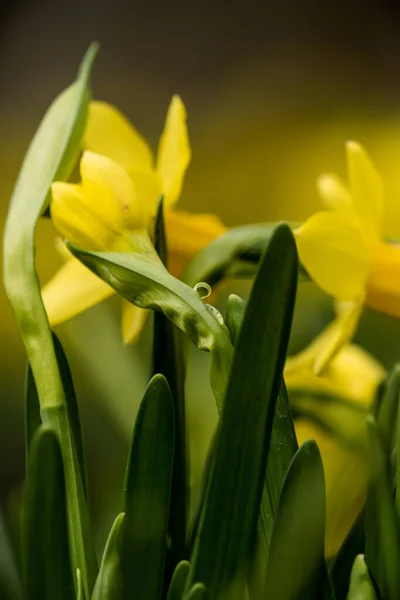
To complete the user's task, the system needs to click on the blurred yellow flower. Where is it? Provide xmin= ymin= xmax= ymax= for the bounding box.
xmin=287 ymin=343 xmax=385 ymax=557
xmin=295 ymin=141 xmax=400 ymax=370
xmin=42 ymin=97 xmax=225 ymax=342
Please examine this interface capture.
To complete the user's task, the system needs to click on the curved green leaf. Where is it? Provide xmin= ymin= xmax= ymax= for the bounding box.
xmin=3 ymin=43 xmax=97 ymax=410
xmin=92 ymin=513 xmax=124 ymax=600
xmin=121 ymin=374 xmax=175 ymax=600
xmin=187 ymin=224 xmax=297 ymax=600
xmin=166 ymin=561 xmax=191 ymax=600
xmin=264 ymin=440 xmax=327 ymax=600
xmin=67 ymin=243 xmax=234 ymax=406
xmin=23 ymin=427 xmax=74 ymax=600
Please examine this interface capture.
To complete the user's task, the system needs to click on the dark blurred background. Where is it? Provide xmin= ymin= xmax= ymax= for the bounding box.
xmin=2 ymin=0 xmax=400 ymax=553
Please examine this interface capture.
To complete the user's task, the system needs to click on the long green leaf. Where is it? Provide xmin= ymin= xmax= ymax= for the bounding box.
xmin=121 ymin=374 xmax=175 ymax=600
xmin=365 ymin=416 xmax=400 ymax=600
xmin=23 ymin=427 xmax=73 ymax=600
xmin=52 ymin=332 xmax=88 ymax=496
xmin=153 ymin=199 xmax=188 ymax=575
xmin=186 ymin=224 xmax=297 ymax=600
xmin=225 ymin=293 xmax=298 ymax=595
xmin=3 ymin=46 xmax=98 ymax=599
xmin=92 ymin=513 xmax=124 ymax=600
xmin=3 ymin=44 xmax=97 ymax=410
xmin=264 ymin=440 xmax=326 ymax=600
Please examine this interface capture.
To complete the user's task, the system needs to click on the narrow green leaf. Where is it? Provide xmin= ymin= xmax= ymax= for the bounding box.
xmin=3 ymin=44 xmax=96 ymax=410
xmin=187 ymin=224 xmax=297 ymax=600
xmin=166 ymin=561 xmax=191 ymax=600
xmin=365 ymin=416 xmax=400 ymax=600
xmin=225 ymin=292 xmax=298 ymax=595
xmin=378 ymin=364 xmax=400 ymax=454
xmin=153 ymin=199 xmax=188 ymax=575
xmin=121 ymin=374 xmax=175 ymax=600
xmin=92 ymin=513 xmax=124 ymax=600
xmin=41 ymin=404 xmax=97 ymax=600
xmin=3 ymin=45 xmax=98 ymax=600
xmin=183 ymin=583 xmax=208 ymax=600
xmin=23 ymin=427 xmax=74 ymax=600
xmin=264 ymin=440 xmax=326 ymax=600
xmin=330 ymin=510 xmax=365 ymax=600
xmin=52 ymin=332 xmax=87 ymax=497
xmin=347 ymin=555 xmax=377 ymax=600
xmin=67 ymin=242 xmax=234 ymax=406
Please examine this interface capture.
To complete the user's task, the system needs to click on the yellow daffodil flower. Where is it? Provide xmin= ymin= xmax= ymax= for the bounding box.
xmin=295 ymin=141 xmax=400 ymax=370
xmin=287 ymin=343 xmax=385 ymax=557
xmin=42 ymin=97 xmax=225 ymax=342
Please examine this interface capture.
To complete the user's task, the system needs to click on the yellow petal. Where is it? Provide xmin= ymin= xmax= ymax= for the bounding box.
xmin=317 ymin=173 xmax=352 ymax=211
xmin=84 ymin=101 xmax=153 ymax=173
xmin=51 ymin=182 xmax=114 ymax=250
xmin=129 ymin=166 xmax=163 ymax=218
xmin=156 ymin=96 xmax=191 ymax=207
xmin=41 ymin=257 xmax=115 ymax=326
xmin=295 ymin=211 xmax=370 ymax=300
xmin=346 ymin=140 xmax=384 ymax=244
xmin=164 ymin=209 xmax=226 ymax=276
xmin=366 ymin=241 xmax=400 ymax=318
xmin=80 ymin=151 xmax=147 ymax=232
xmin=121 ymin=300 xmax=149 ymax=344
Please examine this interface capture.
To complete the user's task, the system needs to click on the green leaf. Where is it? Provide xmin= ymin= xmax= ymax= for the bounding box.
xmin=365 ymin=416 xmax=400 ymax=600
xmin=166 ymin=561 xmax=191 ymax=600
xmin=121 ymin=374 xmax=175 ymax=600
xmin=3 ymin=43 xmax=97 ymax=411
xmin=378 ymin=364 xmax=400 ymax=455
xmin=52 ymin=332 xmax=88 ymax=497
xmin=264 ymin=440 xmax=327 ymax=600
xmin=186 ymin=224 xmax=297 ymax=600
xmin=68 ymin=241 xmax=234 ymax=407
xmin=330 ymin=510 xmax=365 ymax=600
xmin=3 ymin=46 xmax=98 ymax=600
xmin=92 ymin=513 xmax=124 ymax=600
xmin=182 ymin=225 xmax=276 ymax=288
xmin=153 ymin=199 xmax=188 ymax=575
xmin=23 ymin=427 xmax=74 ymax=600
xmin=225 ymin=293 xmax=298 ymax=594
xmin=41 ymin=403 xmax=97 ymax=600
xmin=25 ymin=362 xmax=41 ymax=464
xmin=183 ymin=583 xmax=208 ymax=600
xmin=347 ymin=555 xmax=377 ymax=600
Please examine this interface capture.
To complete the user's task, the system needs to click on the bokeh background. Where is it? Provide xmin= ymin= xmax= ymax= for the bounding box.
xmin=2 ymin=0 xmax=400 ymax=556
